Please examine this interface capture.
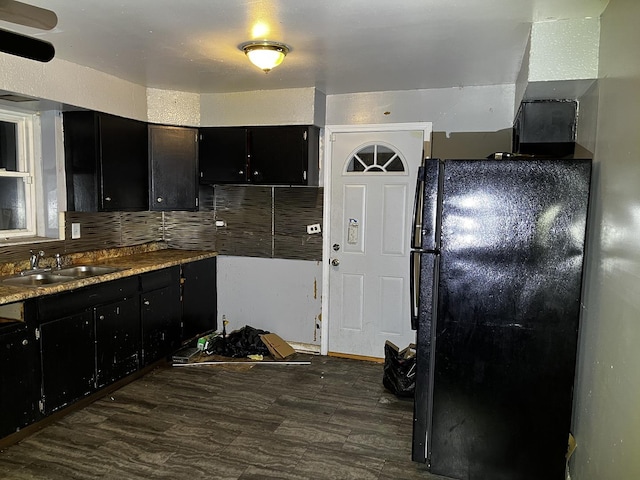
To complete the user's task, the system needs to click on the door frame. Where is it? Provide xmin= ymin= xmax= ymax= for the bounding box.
xmin=321 ymin=122 xmax=433 ymax=356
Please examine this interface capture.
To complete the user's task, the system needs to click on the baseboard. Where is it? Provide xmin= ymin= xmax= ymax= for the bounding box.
xmin=328 ymin=351 xmax=384 ymax=363
xmin=287 ymin=341 xmax=321 ymax=355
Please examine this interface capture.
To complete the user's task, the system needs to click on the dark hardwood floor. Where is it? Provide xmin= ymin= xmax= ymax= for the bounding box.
xmin=0 ymin=355 xmax=445 ymax=479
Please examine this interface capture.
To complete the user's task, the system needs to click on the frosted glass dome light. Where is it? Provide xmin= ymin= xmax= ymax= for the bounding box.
xmin=240 ymin=41 xmax=290 ymax=73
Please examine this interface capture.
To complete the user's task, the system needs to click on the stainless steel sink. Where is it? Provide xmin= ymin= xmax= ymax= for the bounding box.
xmin=2 ymin=273 xmax=77 ymax=287
xmin=2 ymin=265 xmax=124 ymax=287
xmin=54 ymin=265 xmax=122 ymax=278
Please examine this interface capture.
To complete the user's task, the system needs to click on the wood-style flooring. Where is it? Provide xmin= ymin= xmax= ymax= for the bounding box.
xmin=0 ymin=355 xmax=445 ymax=480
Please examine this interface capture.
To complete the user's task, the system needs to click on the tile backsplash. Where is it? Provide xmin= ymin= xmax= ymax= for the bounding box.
xmin=0 ymin=186 xmax=323 ymax=270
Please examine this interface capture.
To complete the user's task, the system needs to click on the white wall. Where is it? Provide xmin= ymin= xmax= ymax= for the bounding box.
xmin=529 ymin=18 xmax=600 ymax=83
xmin=38 ymin=111 xmax=66 ymax=237
xmin=571 ymin=0 xmax=640 ymax=478
xmin=200 ymin=87 xmax=325 ymax=126
xmin=147 ymin=88 xmax=200 ymax=126
xmin=217 ymin=256 xmax=323 ymax=346
xmin=326 ymin=84 xmax=516 ymax=133
xmin=0 ymin=55 xmax=148 ymax=121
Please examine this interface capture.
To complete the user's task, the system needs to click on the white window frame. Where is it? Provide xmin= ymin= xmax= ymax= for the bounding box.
xmin=0 ymin=107 xmax=38 ymax=239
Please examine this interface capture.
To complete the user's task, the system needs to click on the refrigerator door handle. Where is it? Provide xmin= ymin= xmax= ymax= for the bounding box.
xmin=411 ymin=166 xmax=425 ymax=250
xmin=410 ymin=250 xmax=420 ymax=330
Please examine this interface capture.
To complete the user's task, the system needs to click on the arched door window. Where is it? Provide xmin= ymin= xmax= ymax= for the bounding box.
xmin=345 ymin=143 xmax=407 ymax=174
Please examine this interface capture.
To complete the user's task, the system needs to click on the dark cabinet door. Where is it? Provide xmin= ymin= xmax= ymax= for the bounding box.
xmin=181 ymin=257 xmax=217 ymax=341
xmin=149 ymin=125 xmax=198 ymax=211
xmin=248 ymin=126 xmax=319 ymax=185
xmin=40 ymin=311 xmax=95 ymax=415
xmin=141 ymin=284 xmax=181 ymax=365
xmin=0 ymin=325 xmax=40 ymax=438
xmin=63 ymin=111 xmax=100 ymax=212
xmin=199 ymin=127 xmax=248 ymax=184
xmin=197 ymin=126 xmax=319 ymax=185
xmin=99 ymin=114 xmax=149 ymax=210
xmin=63 ymin=111 xmax=148 ymax=212
xmin=95 ymin=297 xmax=141 ymax=388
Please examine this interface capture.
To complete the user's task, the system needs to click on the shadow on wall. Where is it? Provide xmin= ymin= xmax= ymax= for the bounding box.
xmin=432 ymin=128 xmax=593 ymax=160
xmin=431 ymin=129 xmax=513 ymax=159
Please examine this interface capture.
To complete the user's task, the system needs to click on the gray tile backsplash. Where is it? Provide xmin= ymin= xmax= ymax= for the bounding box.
xmin=1 ymin=187 xmax=323 ymax=264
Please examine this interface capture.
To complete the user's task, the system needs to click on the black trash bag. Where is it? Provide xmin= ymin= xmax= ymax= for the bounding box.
xmin=382 ymin=341 xmax=416 ymax=397
xmin=205 ymin=325 xmax=271 ymax=358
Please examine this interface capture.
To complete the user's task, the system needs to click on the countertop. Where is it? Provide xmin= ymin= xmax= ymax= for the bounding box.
xmin=0 ymin=249 xmax=217 ymax=306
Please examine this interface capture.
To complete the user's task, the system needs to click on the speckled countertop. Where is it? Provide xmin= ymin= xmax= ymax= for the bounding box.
xmin=0 ymin=249 xmax=217 ymax=306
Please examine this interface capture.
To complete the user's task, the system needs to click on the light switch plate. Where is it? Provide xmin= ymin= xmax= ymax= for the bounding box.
xmin=71 ymin=222 xmax=81 ymax=239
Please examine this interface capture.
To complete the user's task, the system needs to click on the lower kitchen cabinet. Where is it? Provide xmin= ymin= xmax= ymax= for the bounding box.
xmin=95 ymin=296 xmax=141 ymax=388
xmin=0 ymin=320 xmax=40 ymax=438
xmin=37 ymin=276 xmax=139 ymax=414
xmin=181 ymin=257 xmax=217 ymax=341
xmin=0 ymin=256 xmax=217 ymax=441
xmin=141 ymin=267 xmax=182 ymax=366
xmin=40 ymin=311 xmax=95 ymax=415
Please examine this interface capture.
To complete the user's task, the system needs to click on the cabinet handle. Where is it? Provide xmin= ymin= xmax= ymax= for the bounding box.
xmin=157 ymin=197 xmax=163 ymax=203
xmin=99 ymin=315 xmax=105 ymax=320
xmin=253 ymin=171 xmax=259 ymax=176
xmin=105 ymin=197 xmax=111 ymax=201
xmin=22 ymin=339 xmax=28 ymax=346
xmin=238 ymin=170 xmax=244 ymax=175
xmin=144 ymin=300 xmax=150 ymax=306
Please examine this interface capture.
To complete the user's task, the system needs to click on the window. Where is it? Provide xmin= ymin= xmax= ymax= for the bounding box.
xmin=0 ymin=108 xmax=36 ymax=238
xmin=345 ymin=143 xmax=407 ymax=173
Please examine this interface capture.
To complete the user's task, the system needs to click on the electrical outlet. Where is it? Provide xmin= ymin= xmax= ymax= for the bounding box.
xmin=71 ymin=222 xmax=81 ymax=239
xmin=307 ymin=223 xmax=321 ymax=234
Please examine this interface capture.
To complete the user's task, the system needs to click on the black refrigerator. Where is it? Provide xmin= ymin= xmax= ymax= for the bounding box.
xmin=410 ymin=158 xmax=591 ymax=480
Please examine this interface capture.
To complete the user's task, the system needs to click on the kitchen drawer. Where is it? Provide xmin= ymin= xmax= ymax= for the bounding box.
xmin=37 ymin=276 xmax=139 ymax=321
xmin=140 ymin=266 xmax=180 ymax=292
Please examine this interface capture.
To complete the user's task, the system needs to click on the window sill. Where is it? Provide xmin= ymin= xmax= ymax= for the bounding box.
xmin=0 ymin=236 xmax=62 ymax=247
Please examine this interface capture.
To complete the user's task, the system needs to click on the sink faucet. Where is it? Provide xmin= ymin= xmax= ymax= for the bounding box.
xmin=29 ymin=250 xmax=45 ymax=270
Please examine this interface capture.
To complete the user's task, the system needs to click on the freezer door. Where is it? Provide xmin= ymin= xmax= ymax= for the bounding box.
xmin=411 ymin=159 xmax=442 ymax=251
xmin=429 ymin=159 xmax=591 ymax=480
xmin=411 ymin=250 xmax=438 ymax=463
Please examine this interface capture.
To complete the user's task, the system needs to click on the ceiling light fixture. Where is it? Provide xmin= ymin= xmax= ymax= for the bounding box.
xmin=240 ymin=41 xmax=290 ymax=73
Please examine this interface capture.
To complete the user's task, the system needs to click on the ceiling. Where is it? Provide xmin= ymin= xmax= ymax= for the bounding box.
xmin=1 ymin=0 xmax=609 ymax=96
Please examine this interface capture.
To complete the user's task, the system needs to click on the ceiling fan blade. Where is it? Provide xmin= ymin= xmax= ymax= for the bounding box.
xmin=0 ymin=0 xmax=57 ymax=30
xmin=0 ymin=27 xmax=54 ymax=62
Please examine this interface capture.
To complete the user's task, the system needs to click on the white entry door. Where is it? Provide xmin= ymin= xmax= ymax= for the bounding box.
xmin=326 ymin=124 xmax=431 ymax=359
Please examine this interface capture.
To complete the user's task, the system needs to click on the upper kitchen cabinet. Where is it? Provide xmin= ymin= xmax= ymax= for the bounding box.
xmin=198 ymin=125 xmax=319 ymax=186
xmin=149 ymin=125 xmax=199 ymax=211
xmin=199 ymin=127 xmax=248 ymax=184
xmin=249 ymin=126 xmax=319 ymax=185
xmin=63 ymin=111 xmax=149 ymax=212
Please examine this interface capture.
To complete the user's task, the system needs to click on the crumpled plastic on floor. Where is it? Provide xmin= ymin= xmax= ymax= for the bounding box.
xmin=205 ymin=325 xmax=271 ymax=358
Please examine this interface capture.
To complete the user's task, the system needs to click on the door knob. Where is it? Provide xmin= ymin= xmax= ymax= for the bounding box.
xmin=331 ymin=258 xmax=340 ymax=266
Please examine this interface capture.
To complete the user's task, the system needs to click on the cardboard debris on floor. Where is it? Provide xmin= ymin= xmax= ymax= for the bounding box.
xmin=260 ymin=333 xmax=296 ymax=359
xmin=171 ymin=326 xmax=310 ymax=367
